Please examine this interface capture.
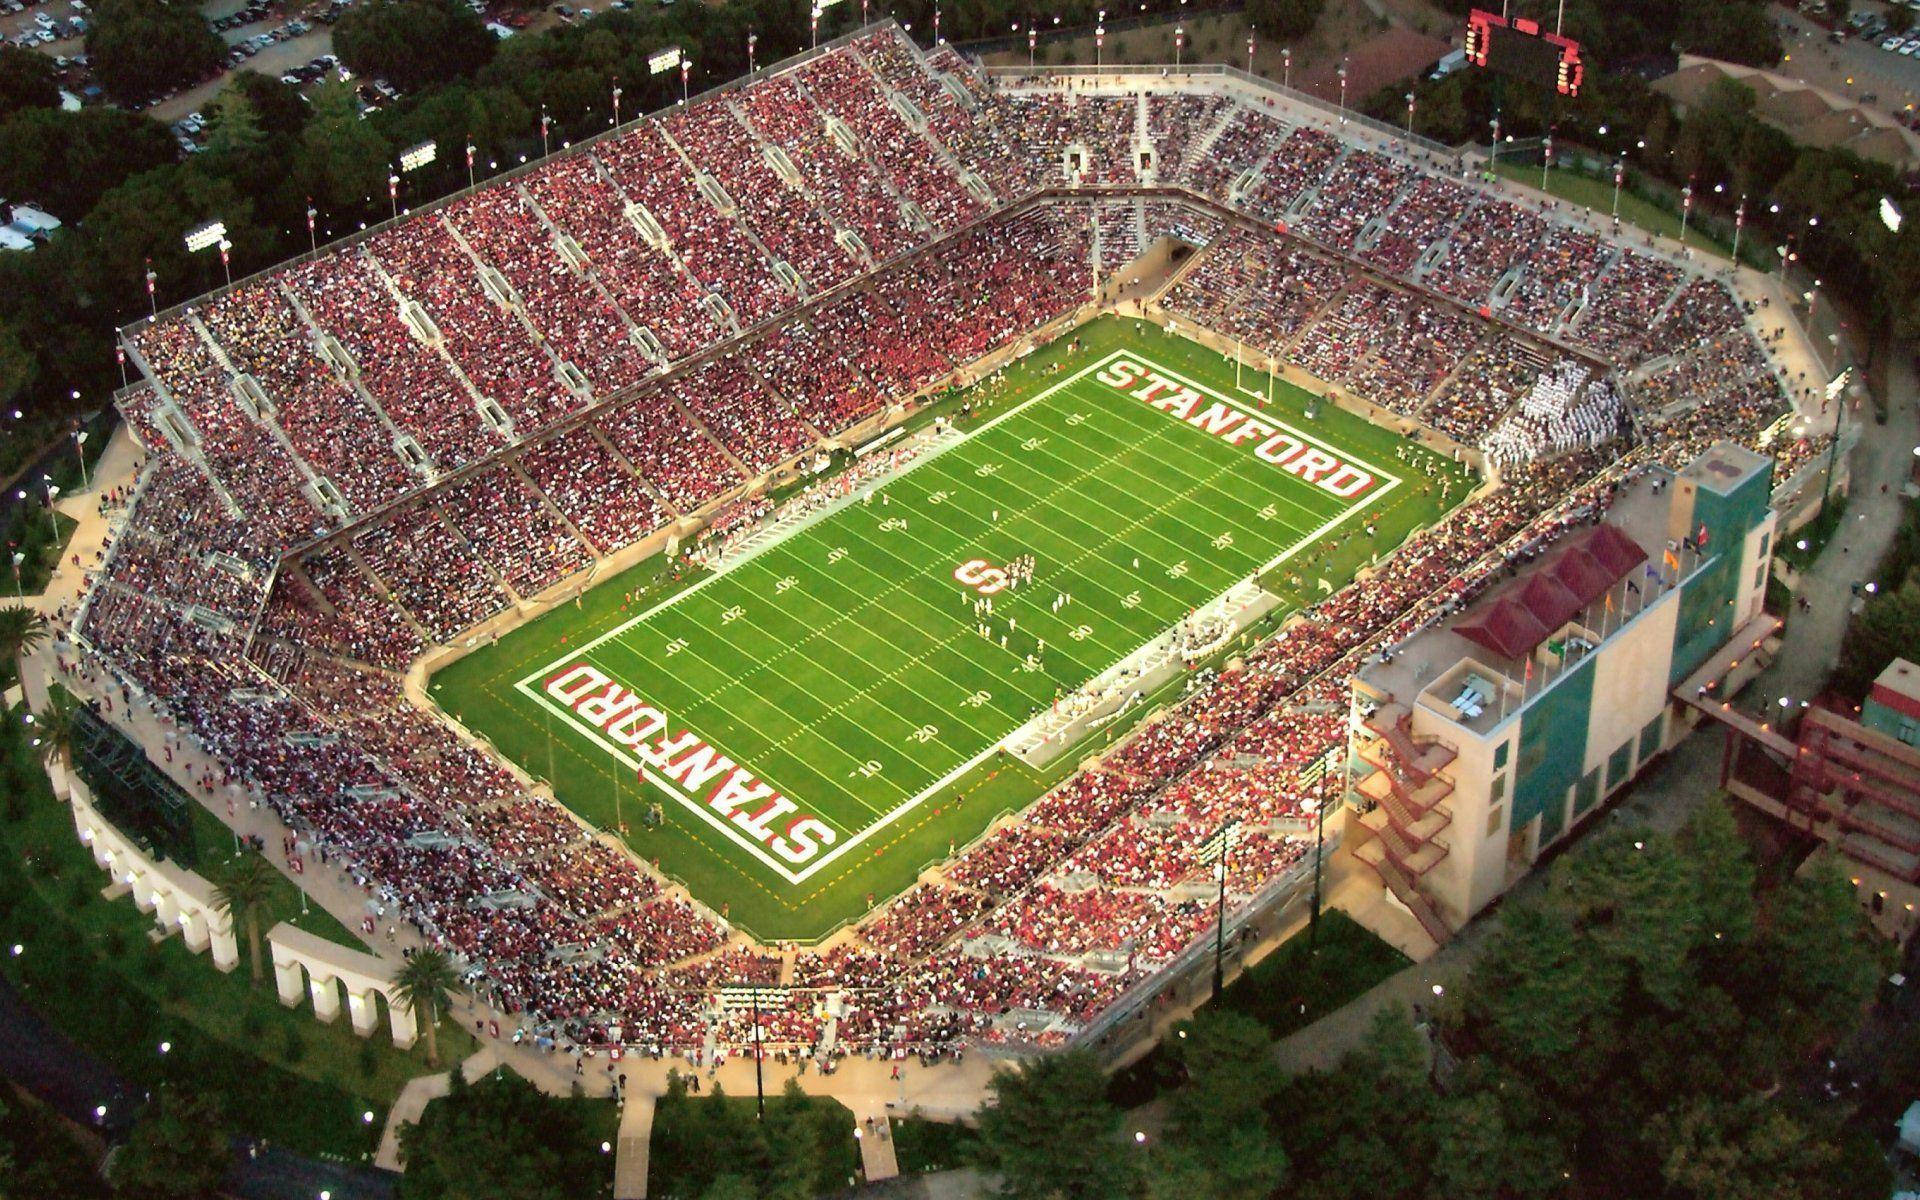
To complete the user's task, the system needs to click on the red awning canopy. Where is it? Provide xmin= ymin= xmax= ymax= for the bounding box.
xmin=1454 ymin=524 xmax=1648 ymax=660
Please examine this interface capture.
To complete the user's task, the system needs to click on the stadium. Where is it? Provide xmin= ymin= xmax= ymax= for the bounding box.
xmin=53 ymin=15 xmax=1840 ymax=1118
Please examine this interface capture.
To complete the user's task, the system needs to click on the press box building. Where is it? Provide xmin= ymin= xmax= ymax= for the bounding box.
xmin=1346 ymin=443 xmax=1777 ymax=941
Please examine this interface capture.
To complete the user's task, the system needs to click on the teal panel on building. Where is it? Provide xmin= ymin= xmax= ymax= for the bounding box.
xmin=1512 ymin=654 xmax=1596 ymax=844
xmin=1669 ymin=462 xmax=1772 ymax=687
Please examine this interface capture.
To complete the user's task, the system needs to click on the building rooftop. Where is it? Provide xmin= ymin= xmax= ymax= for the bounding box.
xmin=1871 ymin=659 xmax=1920 ymax=718
xmin=1356 ymin=463 xmax=1693 ymax=738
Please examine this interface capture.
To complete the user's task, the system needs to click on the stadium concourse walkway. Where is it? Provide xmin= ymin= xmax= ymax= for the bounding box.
xmin=12 ymin=423 xmax=143 ymax=628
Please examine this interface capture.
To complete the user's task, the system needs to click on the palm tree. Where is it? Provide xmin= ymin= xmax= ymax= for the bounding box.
xmin=0 ymin=605 xmax=48 ymax=687
xmin=393 ymin=950 xmax=460 ymax=1068
xmin=30 ymin=687 xmax=77 ymax=771
xmin=211 ymin=855 xmax=278 ymax=986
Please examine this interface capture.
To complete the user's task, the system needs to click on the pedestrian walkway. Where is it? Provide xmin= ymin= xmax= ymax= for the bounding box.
xmin=856 ymin=1104 xmax=901 ymax=1183
xmin=614 ymin=1093 xmax=654 ymax=1199
xmin=373 ymin=1047 xmax=499 ymax=1171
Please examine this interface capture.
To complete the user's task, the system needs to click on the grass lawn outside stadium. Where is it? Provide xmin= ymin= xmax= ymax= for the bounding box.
xmin=428 ymin=315 xmax=1474 ymax=941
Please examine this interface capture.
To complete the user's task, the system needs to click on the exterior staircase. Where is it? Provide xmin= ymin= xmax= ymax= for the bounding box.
xmin=1350 ymin=702 xmax=1457 ymax=945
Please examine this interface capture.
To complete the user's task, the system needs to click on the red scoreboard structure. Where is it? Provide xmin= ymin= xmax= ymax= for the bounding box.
xmin=1465 ymin=9 xmax=1585 ymax=98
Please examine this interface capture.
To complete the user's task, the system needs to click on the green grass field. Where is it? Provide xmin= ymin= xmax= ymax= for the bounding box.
xmin=430 ymin=317 xmax=1471 ymax=940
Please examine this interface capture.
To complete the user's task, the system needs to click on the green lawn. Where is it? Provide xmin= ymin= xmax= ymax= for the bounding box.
xmin=431 ymin=317 xmax=1471 ymax=940
xmin=1490 ymin=162 xmax=1754 ymax=266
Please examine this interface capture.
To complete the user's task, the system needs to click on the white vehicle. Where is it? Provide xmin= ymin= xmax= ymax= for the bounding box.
xmin=33 ymin=11 xmax=55 ymax=27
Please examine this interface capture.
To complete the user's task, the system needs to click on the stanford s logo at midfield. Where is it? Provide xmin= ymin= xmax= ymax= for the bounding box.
xmin=953 ymin=558 xmax=1012 ymax=595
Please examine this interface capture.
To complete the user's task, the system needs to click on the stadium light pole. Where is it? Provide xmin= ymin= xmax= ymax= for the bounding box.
xmin=810 ymin=4 xmax=819 ymax=49
xmin=1679 ymin=179 xmax=1693 ymax=254
xmin=1486 ymin=113 xmax=1500 ymax=180
xmin=1208 ymin=820 xmax=1238 ymax=998
xmin=73 ymin=426 xmax=89 ymax=492
xmin=1174 ymin=24 xmax=1182 ymax=68
xmin=39 ymin=476 xmax=59 ymax=536
xmin=1540 ymin=131 xmax=1551 ymax=192
xmin=388 ymin=173 xmax=400 ymax=221
xmin=145 ymin=260 xmax=157 ymax=318
xmin=1309 ymin=768 xmax=1332 ymax=945
xmin=1731 ymin=191 xmax=1747 ymax=264
xmin=681 ymin=59 xmax=691 ymax=106
xmin=465 ymin=142 xmax=477 ymax=189
xmin=1336 ymin=60 xmax=1347 ymax=123
xmin=1095 ymin=10 xmax=1105 ymax=69
xmin=1247 ymin=30 xmax=1256 ymax=76
xmin=747 ymin=31 xmax=757 ymax=74
xmin=1281 ymin=46 xmax=1289 ymax=89
xmin=751 ymin=985 xmax=766 ymax=1120
xmin=612 ymin=80 xmax=622 ymax=126
xmin=1028 ymin=26 xmax=1036 ymax=66
xmin=1610 ymin=152 xmax=1626 ymax=229
xmin=1404 ymin=91 xmax=1415 ymax=134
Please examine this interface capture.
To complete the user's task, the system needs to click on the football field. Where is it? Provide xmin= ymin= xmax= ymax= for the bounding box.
xmin=430 ymin=317 xmax=1472 ymax=939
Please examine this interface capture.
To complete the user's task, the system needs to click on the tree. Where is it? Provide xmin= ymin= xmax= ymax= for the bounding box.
xmin=1431 ymin=1067 xmax=1572 ymax=1200
xmin=302 ymin=81 xmax=395 ymax=212
xmin=104 ymin=1087 xmax=232 ymax=1200
xmin=1146 ymin=1011 xmax=1288 ymax=1200
xmin=210 ymin=854 xmax=278 ymax=986
xmin=1274 ymin=1007 xmax=1441 ymax=1200
xmin=226 ymin=70 xmax=311 ymax=139
xmin=393 ymin=948 xmax=460 ymax=1067
xmin=1554 ymin=827 xmax=1708 ymax=1008
xmin=0 ymin=107 xmax=178 ymax=221
xmin=1680 ymin=799 xmax=1756 ymax=946
xmin=1647 ymin=1096 xmax=1844 ymax=1200
xmin=86 ymin=0 xmax=225 ymax=104
xmin=976 ymin=1051 xmax=1138 ymax=1200
xmin=0 ymin=46 xmax=59 ymax=120
xmin=202 ymin=84 xmax=267 ymax=160
xmin=396 ymin=1069 xmax=605 ymax=1200
xmin=0 ymin=321 xmax=34 ymax=414
xmin=0 ymin=605 xmax=48 ymax=682
xmin=1838 ymin=579 xmax=1920 ymax=698
xmin=334 ymin=0 xmax=495 ymax=94
xmin=1759 ymin=854 xmax=1884 ymax=1058
xmin=29 ymin=686 xmax=76 ymax=771
xmin=1461 ymin=892 xmax=1623 ymax=1080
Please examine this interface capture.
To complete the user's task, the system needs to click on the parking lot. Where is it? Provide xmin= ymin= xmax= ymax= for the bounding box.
xmin=1778 ymin=2 xmax=1920 ymax=125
